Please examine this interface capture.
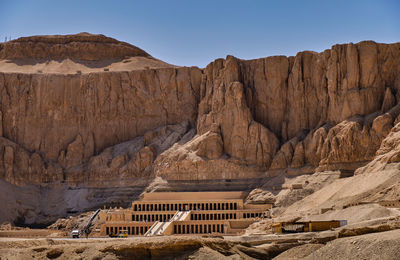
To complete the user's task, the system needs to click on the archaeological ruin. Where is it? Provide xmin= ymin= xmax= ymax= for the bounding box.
xmin=98 ymin=192 xmax=272 ymax=236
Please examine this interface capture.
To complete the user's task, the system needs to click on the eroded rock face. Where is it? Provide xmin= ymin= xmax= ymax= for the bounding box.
xmin=1 ymin=38 xmax=400 ymax=181
xmin=198 ymin=57 xmax=280 ymax=169
xmin=1 ymin=39 xmax=400 ymax=186
xmin=0 ymin=67 xmax=201 ymax=160
xmin=154 ymin=128 xmax=266 ymax=181
xmin=234 ymin=42 xmax=400 ymax=140
xmin=0 ymin=65 xmax=202 ymax=187
xmin=1 ymin=34 xmax=400 ymax=224
xmin=0 ymin=33 xmax=151 ymax=60
xmin=157 ymin=41 xmax=400 ymax=180
xmin=74 ymin=121 xmax=191 ymax=186
xmin=356 ymin=119 xmax=400 ymax=175
xmin=0 ymin=121 xmax=191 ymax=187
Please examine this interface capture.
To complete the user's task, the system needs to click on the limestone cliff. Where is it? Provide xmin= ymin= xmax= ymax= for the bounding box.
xmin=0 ymin=34 xmax=400 ymax=225
xmin=157 ymin=41 xmax=400 ymax=180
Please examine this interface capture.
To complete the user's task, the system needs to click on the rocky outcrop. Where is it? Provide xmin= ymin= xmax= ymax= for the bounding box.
xmin=69 ymin=121 xmax=191 ymax=186
xmin=1 ymin=34 xmax=400 ymax=225
xmin=235 ymin=42 xmax=398 ymax=140
xmin=0 ymin=137 xmax=63 ymax=186
xmin=198 ymin=57 xmax=280 ymax=168
xmin=0 ymin=33 xmax=151 ymax=60
xmin=304 ymin=113 xmax=393 ymax=172
xmin=1 ymin=39 xmax=399 ymax=186
xmin=0 ymin=65 xmax=201 ymax=186
xmin=154 ymin=128 xmax=266 ymax=181
xmin=156 ymin=41 xmax=400 ymax=180
xmin=245 ymin=188 xmax=276 ymax=204
xmin=0 ymin=121 xmax=191 ymax=187
xmin=355 ymin=116 xmax=400 ymax=175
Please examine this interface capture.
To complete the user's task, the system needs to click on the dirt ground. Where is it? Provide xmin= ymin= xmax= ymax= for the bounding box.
xmin=302 ymin=229 xmax=400 ymax=260
xmin=0 ymin=236 xmax=257 ymax=260
xmin=1 ymin=221 xmax=400 ymax=260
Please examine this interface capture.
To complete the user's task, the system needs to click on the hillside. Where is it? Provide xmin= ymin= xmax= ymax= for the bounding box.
xmin=0 ymin=32 xmax=175 ymax=73
xmin=0 ymin=33 xmax=400 ymax=226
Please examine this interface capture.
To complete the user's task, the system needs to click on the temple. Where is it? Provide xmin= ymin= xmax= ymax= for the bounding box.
xmin=98 ymin=191 xmax=272 ymax=236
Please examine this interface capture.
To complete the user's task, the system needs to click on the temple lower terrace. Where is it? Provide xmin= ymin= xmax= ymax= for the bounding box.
xmin=98 ymin=191 xmax=272 ymax=236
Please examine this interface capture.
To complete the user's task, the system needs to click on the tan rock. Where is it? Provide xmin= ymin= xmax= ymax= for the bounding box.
xmin=29 ymin=153 xmax=44 ymax=182
xmin=154 ymin=129 xmax=266 ymax=181
xmin=318 ymin=118 xmax=376 ymax=169
xmin=196 ymin=129 xmax=224 ymax=160
xmin=270 ymin=151 xmax=289 ymax=170
xmin=1 ymin=35 xmax=400 ymax=192
xmin=304 ymin=126 xmax=329 ymax=167
xmin=69 ymin=122 xmax=190 ymax=186
xmin=109 ymin=154 xmax=128 ymax=170
xmin=270 ymin=138 xmax=297 ymax=170
xmin=372 ymin=113 xmax=393 ymax=137
xmin=291 ymin=142 xmax=305 ymax=168
xmin=381 ymin=88 xmax=396 ymax=113
xmin=0 ymin=33 xmax=151 ymax=60
xmin=65 ymin=135 xmax=84 ymax=168
xmin=3 ymin=146 xmax=14 ymax=183
xmin=0 ymin=110 xmax=3 ymax=137
xmin=134 ymin=146 xmax=154 ymax=172
xmin=198 ymin=56 xmax=280 ymax=169
xmin=2 ymin=35 xmax=400 ymax=226
xmin=246 ymin=188 xmax=276 ymax=204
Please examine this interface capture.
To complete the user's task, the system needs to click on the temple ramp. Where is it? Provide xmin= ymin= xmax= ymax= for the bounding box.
xmin=146 ymin=211 xmax=191 ymax=236
xmin=173 ymin=211 xmax=191 ymax=221
xmin=144 ymin=221 xmax=161 ymax=236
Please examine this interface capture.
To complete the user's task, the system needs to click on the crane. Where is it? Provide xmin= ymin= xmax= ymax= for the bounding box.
xmin=82 ymin=209 xmax=101 ymax=238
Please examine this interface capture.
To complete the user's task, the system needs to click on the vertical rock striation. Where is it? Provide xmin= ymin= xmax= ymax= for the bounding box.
xmin=156 ymin=41 xmax=400 ymax=179
xmin=0 ymin=67 xmax=202 ymax=185
xmin=1 ymin=34 xmax=400 ymax=224
xmin=1 ymin=38 xmax=400 ymax=185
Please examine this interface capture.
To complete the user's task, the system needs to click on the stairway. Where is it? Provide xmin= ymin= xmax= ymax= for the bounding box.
xmin=172 ymin=211 xmax=191 ymax=221
xmin=144 ymin=221 xmax=162 ymax=236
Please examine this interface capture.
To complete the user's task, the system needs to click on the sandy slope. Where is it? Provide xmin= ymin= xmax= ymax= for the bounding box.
xmin=0 ymin=57 xmax=176 ymax=74
xmin=272 ymin=229 xmax=400 ymax=260
xmin=0 ymin=179 xmax=148 ymax=226
xmin=0 ymin=33 xmax=177 ymax=73
xmin=299 ymin=204 xmax=400 ymax=224
xmin=282 ymin=163 xmax=400 ymax=217
xmin=303 ymin=229 xmax=400 ymax=260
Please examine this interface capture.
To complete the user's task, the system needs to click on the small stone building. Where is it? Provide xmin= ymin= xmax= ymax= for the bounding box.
xmin=378 ymin=200 xmax=400 ymax=208
xmin=272 ymin=220 xmax=345 ymax=233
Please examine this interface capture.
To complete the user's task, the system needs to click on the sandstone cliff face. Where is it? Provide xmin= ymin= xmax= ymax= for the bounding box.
xmin=1 ymin=34 xmax=400 ymax=225
xmin=2 ymin=39 xmax=399 ymax=185
xmin=156 ymin=41 xmax=400 ymax=180
xmin=0 ymin=67 xmax=201 ymax=185
xmin=66 ymin=121 xmax=191 ymax=186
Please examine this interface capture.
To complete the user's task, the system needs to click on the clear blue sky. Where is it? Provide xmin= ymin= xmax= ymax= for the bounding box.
xmin=0 ymin=0 xmax=399 ymax=67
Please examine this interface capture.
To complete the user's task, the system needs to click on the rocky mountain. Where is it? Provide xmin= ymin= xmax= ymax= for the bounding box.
xmin=0 ymin=33 xmax=400 ymax=225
